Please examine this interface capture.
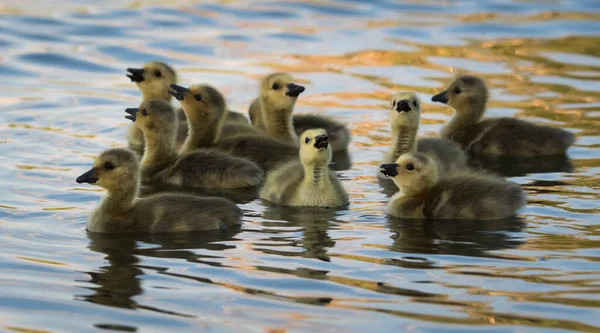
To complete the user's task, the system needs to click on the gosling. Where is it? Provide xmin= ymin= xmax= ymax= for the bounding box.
xmin=126 ymin=61 xmax=187 ymax=154
xmin=249 ymin=76 xmax=351 ymax=153
xmin=76 ymin=148 xmax=242 ymax=233
xmin=253 ymin=72 xmax=305 ymax=144
xmin=126 ymin=99 xmax=263 ymax=189
xmin=380 ymin=152 xmax=526 ymax=220
xmin=378 ymin=92 xmax=467 ymax=179
xmin=169 ymin=83 xmax=229 ymax=154
xmin=432 ymin=75 xmax=575 ymax=157
xmin=259 ymin=129 xmax=348 ymax=208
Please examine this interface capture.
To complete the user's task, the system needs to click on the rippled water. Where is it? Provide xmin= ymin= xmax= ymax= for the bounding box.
xmin=1 ymin=0 xmax=600 ymax=332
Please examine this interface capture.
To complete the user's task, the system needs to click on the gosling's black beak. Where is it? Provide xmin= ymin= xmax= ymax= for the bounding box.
xmin=314 ymin=134 xmax=329 ymax=149
xmin=286 ymin=83 xmax=305 ymax=97
xmin=124 ymin=108 xmax=138 ymax=122
xmin=169 ymin=84 xmax=189 ymax=101
xmin=396 ymin=99 xmax=411 ymax=113
xmin=126 ymin=68 xmax=145 ymax=83
xmin=431 ymin=90 xmax=449 ymax=104
xmin=76 ymin=168 xmax=98 ymax=184
xmin=380 ymin=164 xmax=399 ymax=178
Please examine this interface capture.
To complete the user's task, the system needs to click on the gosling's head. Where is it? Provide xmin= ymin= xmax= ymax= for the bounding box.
xmin=126 ymin=61 xmax=177 ymax=101
xmin=125 ymin=99 xmax=176 ymax=138
xmin=168 ymin=83 xmax=226 ymax=125
xmin=76 ymin=148 xmax=139 ymax=192
xmin=379 ymin=152 xmax=438 ymax=195
xmin=390 ymin=92 xmax=421 ymax=129
xmin=259 ymin=73 xmax=305 ymax=112
xmin=431 ymin=75 xmax=488 ymax=114
xmin=300 ymin=128 xmax=332 ymax=166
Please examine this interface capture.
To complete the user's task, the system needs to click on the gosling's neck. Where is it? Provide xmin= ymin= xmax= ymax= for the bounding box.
xmin=442 ymin=100 xmax=486 ymax=137
xmin=301 ymin=158 xmax=330 ymax=188
xmin=96 ymin=180 xmax=139 ymax=216
xmin=141 ymin=130 xmax=177 ymax=177
xmin=387 ymin=125 xmax=418 ymax=163
xmin=179 ymin=114 xmax=223 ymax=154
xmin=261 ymin=99 xmax=298 ymax=144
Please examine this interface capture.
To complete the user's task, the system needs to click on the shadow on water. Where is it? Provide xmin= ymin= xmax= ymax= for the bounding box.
xmin=80 ymin=228 xmax=240 ymax=311
xmin=387 ymin=216 xmax=526 ymax=257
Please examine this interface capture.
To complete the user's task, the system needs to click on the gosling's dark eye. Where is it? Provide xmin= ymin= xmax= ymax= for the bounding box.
xmin=413 ymin=100 xmax=418 ymax=108
xmin=272 ymin=83 xmax=280 ymax=90
xmin=454 ymin=87 xmax=461 ymax=94
xmin=195 ymin=94 xmax=201 ymax=101
xmin=142 ymin=109 xmax=148 ymax=116
xmin=405 ymin=164 xmax=414 ymax=171
xmin=304 ymin=137 xmax=310 ymax=144
xmin=105 ymin=162 xmax=115 ymax=170
xmin=154 ymin=70 xmax=162 ymax=78
xmin=392 ymin=100 xmax=396 ymax=107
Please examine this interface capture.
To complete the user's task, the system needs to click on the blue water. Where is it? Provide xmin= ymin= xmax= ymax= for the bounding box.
xmin=1 ymin=0 xmax=599 ymax=332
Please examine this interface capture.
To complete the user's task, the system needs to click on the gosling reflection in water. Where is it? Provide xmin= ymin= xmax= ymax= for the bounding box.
xmin=80 ymin=229 xmax=240 ymax=310
xmin=261 ymin=205 xmax=341 ymax=263
xmin=387 ymin=216 xmax=525 ymax=257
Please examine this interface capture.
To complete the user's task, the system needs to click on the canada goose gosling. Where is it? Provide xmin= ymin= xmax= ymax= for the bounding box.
xmin=258 ymin=73 xmax=305 ymax=144
xmin=169 ymin=83 xmax=227 ymax=154
xmin=127 ymin=100 xmax=264 ymax=188
xmin=259 ymin=129 xmax=348 ymax=208
xmin=384 ymin=92 xmax=420 ymax=164
xmin=76 ymin=148 xmax=242 ymax=233
xmin=432 ymin=75 xmax=575 ymax=156
xmin=380 ymin=152 xmax=526 ymax=220
xmin=125 ymin=62 xmax=180 ymax=153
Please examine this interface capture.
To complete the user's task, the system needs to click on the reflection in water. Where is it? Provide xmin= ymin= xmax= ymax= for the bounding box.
xmin=388 ymin=217 xmax=526 ymax=257
xmin=81 ymin=229 xmax=240 ymax=312
xmin=261 ymin=205 xmax=340 ymax=262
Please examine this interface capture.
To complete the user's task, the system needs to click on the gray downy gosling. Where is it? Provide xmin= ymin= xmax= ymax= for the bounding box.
xmin=380 ymin=152 xmax=526 ymax=220
xmin=125 ymin=100 xmax=263 ymax=188
xmin=254 ymin=72 xmax=306 ymax=144
xmin=249 ymin=81 xmax=351 ymax=153
xmin=432 ymin=75 xmax=575 ymax=157
xmin=169 ymin=83 xmax=230 ymax=155
xmin=126 ymin=61 xmax=187 ymax=154
xmin=259 ymin=128 xmax=348 ymax=208
xmin=76 ymin=147 xmax=242 ymax=233
xmin=378 ymin=92 xmax=468 ymax=179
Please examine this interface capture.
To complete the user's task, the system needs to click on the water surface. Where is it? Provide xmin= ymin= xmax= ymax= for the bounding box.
xmin=1 ymin=0 xmax=600 ymax=332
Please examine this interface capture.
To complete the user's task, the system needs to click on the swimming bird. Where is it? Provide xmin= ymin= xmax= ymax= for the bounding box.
xmin=432 ymin=75 xmax=575 ymax=157
xmin=126 ymin=99 xmax=263 ymax=188
xmin=378 ymin=92 xmax=467 ymax=179
xmin=380 ymin=152 xmax=526 ymax=220
xmin=260 ymin=129 xmax=348 ymax=208
xmin=248 ymin=79 xmax=351 ymax=152
xmin=126 ymin=61 xmax=187 ymax=154
xmin=168 ymin=83 xmax=228 ymax=155
xmin=253 ymin=72 xmax=305 ymax=144
xmin=76 ymin=147 xmax=242 ymax=233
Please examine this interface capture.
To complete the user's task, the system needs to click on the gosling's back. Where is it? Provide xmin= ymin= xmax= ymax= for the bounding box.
xmin=89 ymin=194 xmax=241 ymax=233
xmin=423 ymin=172 xmax=526 ymax=220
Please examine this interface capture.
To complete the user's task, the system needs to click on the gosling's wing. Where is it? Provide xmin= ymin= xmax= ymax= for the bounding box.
xmin=471 ymin=118 xmax=575 ymax=156
xmin=417 ymin=138 xmax=468 ymax=174
xmin=259 ymin=161 xmax=304 ymax=204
